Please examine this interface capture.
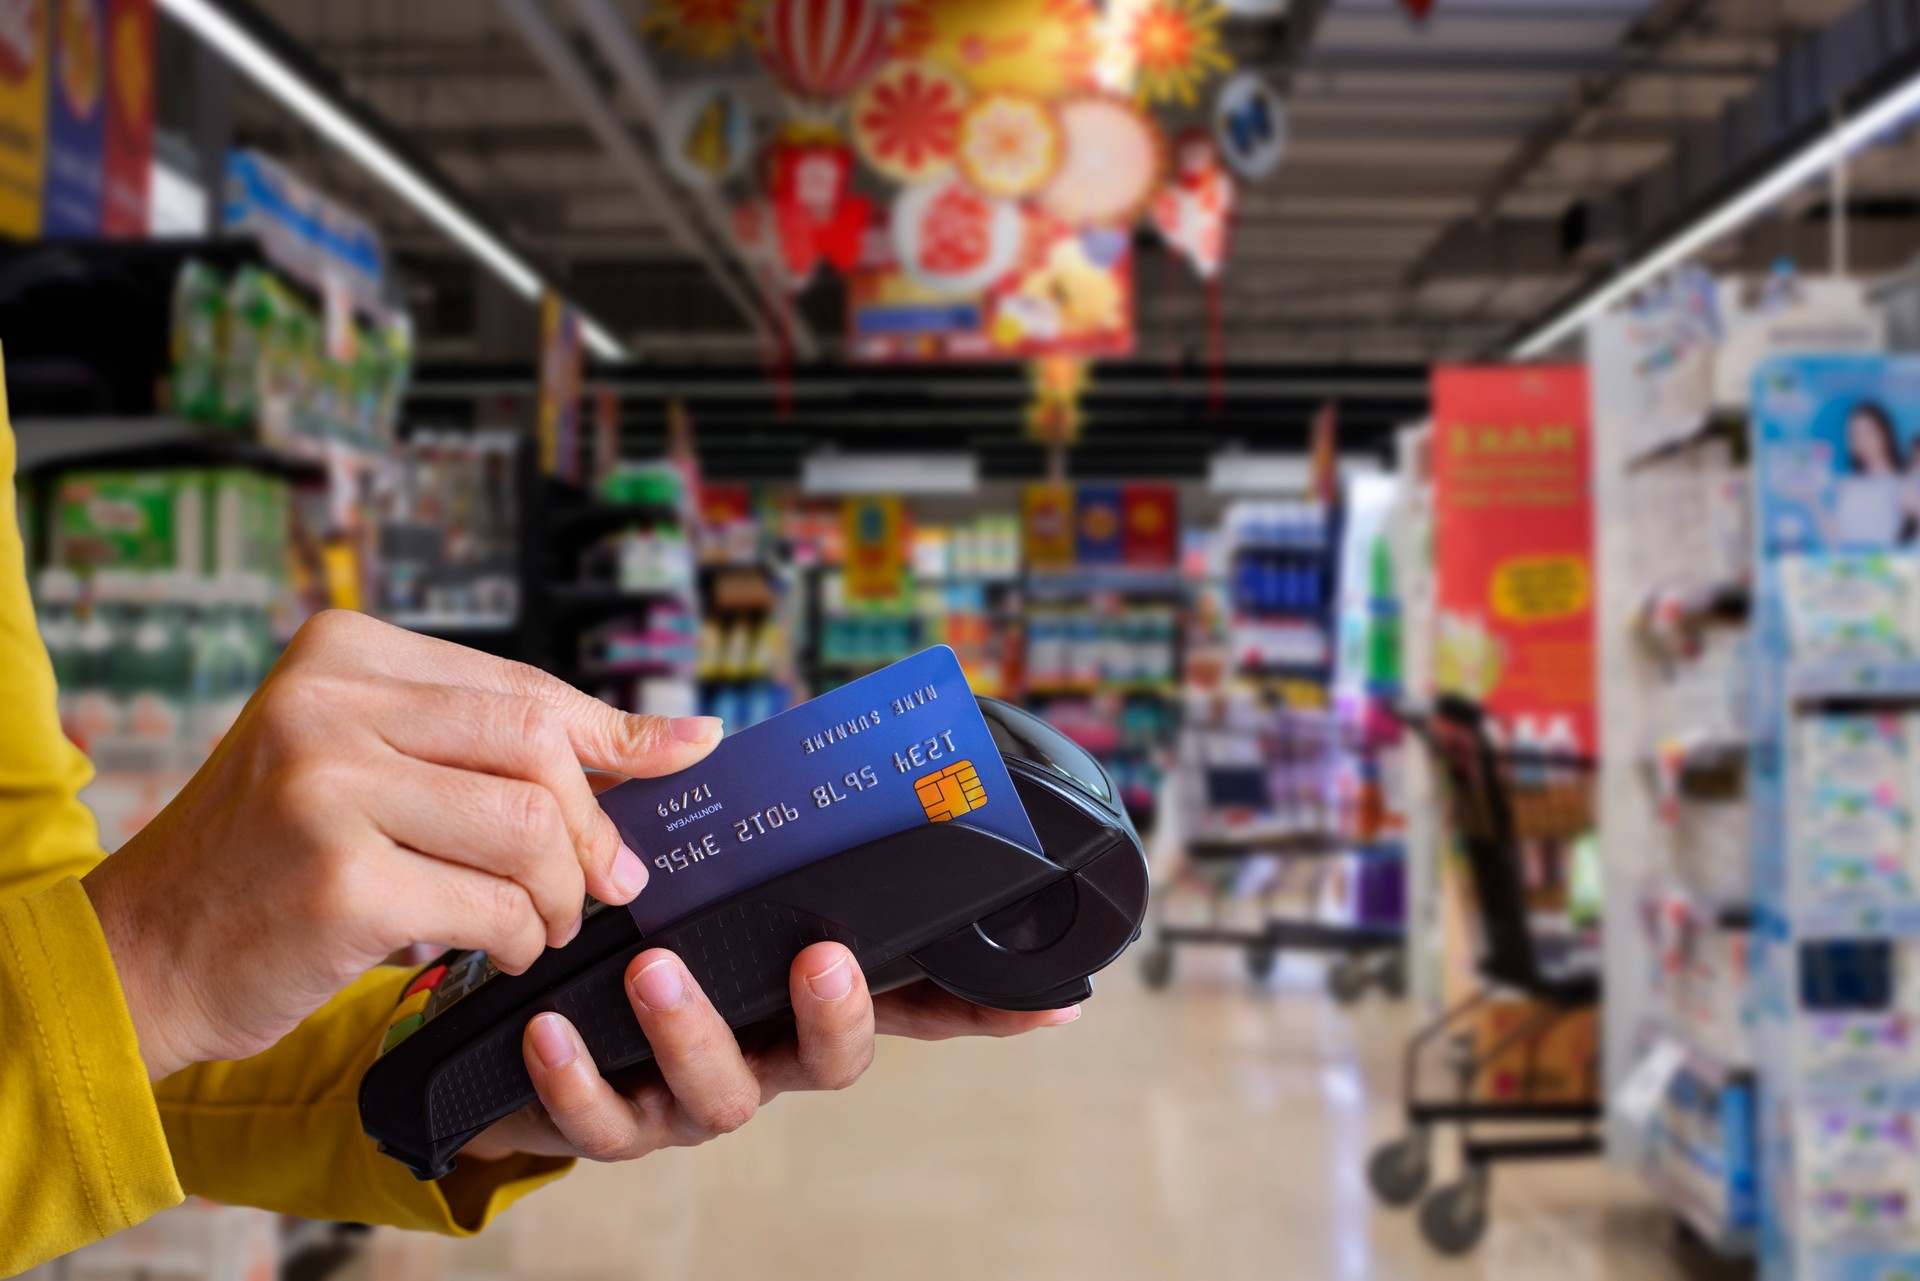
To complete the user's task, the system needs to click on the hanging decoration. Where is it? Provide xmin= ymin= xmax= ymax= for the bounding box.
xmin=640 ymin=0 xmax=759 ymax=61
xmin=993 ymin=227 xmax=1131 ymax=352
xmin=767 ymin=128 xmax=873 ymax=286
xmin=759 ymin=0 xmax=891 ymax=108
xmin=954 ymin=93 xmax=1062 ymax=200
xmin=1125 ymin=0 xmax=1230 ymax=108
xmin=1151 ymin=128 xmax=1233 ymax=411
xmin=851 ymin=58 xmax=969 ymax=184
xmin=891 ymin=173 xmax=1023 ymax=296
xmin=1150 ymin=127 xmax=1232 ymax=279
xmin=1399 ymin=0 xmax=1436 ymax=21
xmin=1025 ymin=355 xmax=1087 ymax=446
xmin=892 ymin=0 xmax=1099 ymax=99
xmin=661 ymin=83 xmax=754 ymax=189
xmin=1213 ymin=70 xmax=1286 ymax=182
xmin=1037 ymin=95 xmax=1164 ymax=227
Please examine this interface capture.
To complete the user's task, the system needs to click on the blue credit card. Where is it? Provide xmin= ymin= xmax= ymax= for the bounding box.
xmin=598 ymin=647 xmax=1042 ymax=935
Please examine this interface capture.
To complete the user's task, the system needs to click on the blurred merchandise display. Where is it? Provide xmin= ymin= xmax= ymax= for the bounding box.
xmin=377 ymin=432 xmax=522 ymax=629
xmin=1588 ymin=278 xmax=1887 ymax=1263
xmin=1744 ymin=351 xmax=1920 ymax=1278
xmin=1024 ymin=601 xmax=1179 ymax=694
xmin=171 ymin=257 xmax=412 ymax=452
xmin=913 ymin=513 xmax=1022 ymax=581
xmin=1138 ymin=694 xmax=1404 ymax=1000
xmin=1222 ymin=497 xmax=1339 ymax=682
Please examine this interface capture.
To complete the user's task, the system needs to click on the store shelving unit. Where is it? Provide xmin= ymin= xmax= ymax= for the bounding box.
xmin=1591 ymin=300 xmax=1760 ymax=1256
xmin=1019 ymin=568 xmax=1183 ymax=831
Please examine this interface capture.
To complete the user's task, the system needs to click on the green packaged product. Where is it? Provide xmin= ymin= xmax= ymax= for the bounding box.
xmin=221 ymin=267 xmax=280 ymax=432
xmin=52 ymin=471 xmax=206 ymax=574
xmin=171 ymin=260 xmax=226 ymax=424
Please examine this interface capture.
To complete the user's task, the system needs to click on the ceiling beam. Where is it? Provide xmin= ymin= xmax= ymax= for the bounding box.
xmin=565 ymin=0 xmax=821 ymax=362
xmin=492 ymin=0 xmax=780 ymax=353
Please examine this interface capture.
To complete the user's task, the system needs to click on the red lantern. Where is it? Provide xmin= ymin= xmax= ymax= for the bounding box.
xmin=766 ymin=133 xmax=873 ymax=286
xmin=760 ymin=0 xmax=892 ymax=105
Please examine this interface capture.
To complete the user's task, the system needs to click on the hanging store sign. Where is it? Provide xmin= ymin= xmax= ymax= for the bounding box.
xmin=1431 ymin=365 xmax=1597 ymax=753
xmin=537 ymin=293 xmax=584 ymax=482
xmin=98 ymin=0 xmax=149 ymax=235
xmin=850 ymin=216 xmax=1135 ymax=362
xmin=41 ymin=0 xmax=106 ymax=235
xmin=1122 ymin=483 xmax=1178 ymax=567
xmin=1075 ymin=483 xmax=1124 ymax=564
xmin=0 ymin=0 xmax=48 ymax=237
xmin=842 ymin=496 xmax=909 ymax=600
xmin=1022 ymin=483 xmax=1077 ymax=569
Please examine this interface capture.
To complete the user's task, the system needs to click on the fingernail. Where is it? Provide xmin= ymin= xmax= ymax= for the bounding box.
xmin=610 ymin=843 xmax=648 ymax=901
xmin=561 ymin=915 xmax=582 ymax=947
xmin=630 ymin=958 xmax=686 ymax=1011
xmin=805 ymin=956 xmax=854 ymax=1003
xmin=1046 ymin=1006 xmax=1082 ymax=1026
xmin=530 ymin=1014 xmax=577 ymax=1069
xmin=670 ymin=715 xmax=724 ymax=744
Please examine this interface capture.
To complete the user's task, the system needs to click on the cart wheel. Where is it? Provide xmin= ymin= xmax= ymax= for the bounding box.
xmin=1328 ymin=957 xmax=1368 ymax=1005
xmin=1365 ymin=1133 xmax=1430 ymax=1208
xmin=1140 ymin=944 xmax=1175 ymax=991
xmin=1418 ymin=1171 xmax=1490 ymax=1257
xmin=1245 ymin=947 xmax=1278 ymax=982
xmin=1379 ymin=953 xmax=1409 ymax=999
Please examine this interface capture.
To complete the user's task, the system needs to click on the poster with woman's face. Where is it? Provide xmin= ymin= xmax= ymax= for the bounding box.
xmin=1754 ymin=356 xmax=1920 ymax=556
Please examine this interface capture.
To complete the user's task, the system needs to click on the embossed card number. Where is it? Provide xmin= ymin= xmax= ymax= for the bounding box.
xmin=596 ymin=647 xmax=1042 ymax=935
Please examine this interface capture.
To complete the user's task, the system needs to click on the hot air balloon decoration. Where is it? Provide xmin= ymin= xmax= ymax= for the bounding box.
xmin=760 ymin=0 xmax=892 ymax=114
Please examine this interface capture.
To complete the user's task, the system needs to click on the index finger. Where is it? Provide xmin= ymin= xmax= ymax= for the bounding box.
xmin=292 ymin=612 xmax=726 ymax=777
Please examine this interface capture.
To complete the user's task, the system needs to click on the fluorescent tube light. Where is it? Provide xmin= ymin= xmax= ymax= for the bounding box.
xmin=159 ymin=0 xmax=627 ymax=361
xmin=1512 ymin=66 xmax=1920 ymax=359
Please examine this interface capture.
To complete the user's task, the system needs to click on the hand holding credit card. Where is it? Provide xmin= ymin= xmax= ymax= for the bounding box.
xmin=360 ymin=646 xmax=1148 ymax=1180
xmin=599 ymin=645 xmax=1042 ymax=934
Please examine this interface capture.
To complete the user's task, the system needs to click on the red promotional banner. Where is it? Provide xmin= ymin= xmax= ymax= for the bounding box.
xmin=1121 ymin=483 xmax=1177 ymax=567
xmin=1431 ymin=366 xmax=1597 ymax=752
xmin=98 ymin=0 xmax=148 ymax=235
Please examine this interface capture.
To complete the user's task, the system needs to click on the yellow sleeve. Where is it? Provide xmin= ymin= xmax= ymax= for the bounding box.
xmin=155 ymin=968 xmax=572 ymax=1233
xmin=0 ymin=878 xmax=183 ymax=1274
xmin=0 ymin=349 xmax=106 ymax=900
xmin=0 ymin=362 xmax=570 ymax=1263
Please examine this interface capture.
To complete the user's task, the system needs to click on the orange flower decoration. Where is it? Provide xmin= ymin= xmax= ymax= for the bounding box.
xmin=852 ymin=60 xmax=971 ymax=184
xmin=955 ymin=94 xmax=1062 ymax=199
xmin=1128 ymin=0 xmax=1231 ymax=108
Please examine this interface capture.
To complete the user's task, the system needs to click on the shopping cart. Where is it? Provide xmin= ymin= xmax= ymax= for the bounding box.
xmin=1137 ymin=699 xmax=1405 ymax=998
xmin=1366 ymin=695 xmax=1602 ymax=1257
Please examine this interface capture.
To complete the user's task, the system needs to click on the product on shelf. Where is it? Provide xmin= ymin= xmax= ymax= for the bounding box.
xmin=167 ymin=257 xmax=412 ymax=450
xmin=376 ymin=433 xmax=521 ymax=627
xmin=600 ymin=460 xmax=689 ymax=509
xmin=1024 ymin=601 xmax=1178 ymax=693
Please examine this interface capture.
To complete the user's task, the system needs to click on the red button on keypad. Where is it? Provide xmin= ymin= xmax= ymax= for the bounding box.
xmin=403 ymin=965 xmax=447 ymax=999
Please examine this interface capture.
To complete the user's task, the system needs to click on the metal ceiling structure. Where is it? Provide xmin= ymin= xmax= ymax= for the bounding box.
xmin=230 ymin=0 xmax=1896 ymax=372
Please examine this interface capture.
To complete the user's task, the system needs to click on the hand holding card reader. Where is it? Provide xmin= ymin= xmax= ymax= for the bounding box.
xmin=359 ymin=649 xmax=1149 ymax=1179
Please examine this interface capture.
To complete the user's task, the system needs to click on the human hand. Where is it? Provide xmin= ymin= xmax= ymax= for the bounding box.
xmin=83 ymin=610 xmax=724 ymax=1081
xmin=457 ymin=944 xmax=1077 ymax=1165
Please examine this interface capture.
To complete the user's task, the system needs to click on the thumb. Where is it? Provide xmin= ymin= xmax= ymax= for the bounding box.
xmin=539 ymin=689 xmax=725 ymax=779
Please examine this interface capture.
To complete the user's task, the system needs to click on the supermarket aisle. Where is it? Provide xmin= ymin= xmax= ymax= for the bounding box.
xmin=404 ymin=956 xmax=1715 ymax=1281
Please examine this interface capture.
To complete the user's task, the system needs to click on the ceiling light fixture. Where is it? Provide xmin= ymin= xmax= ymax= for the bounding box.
xmin=157 ymin=0 xmax=629 ymax=360
xmin=1512 ymin=66 xmax=1920 ymax=360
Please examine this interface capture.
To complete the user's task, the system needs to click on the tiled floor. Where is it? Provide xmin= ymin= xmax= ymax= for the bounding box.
xmin=394 ymin=953 xmax=1740 ymax=1281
